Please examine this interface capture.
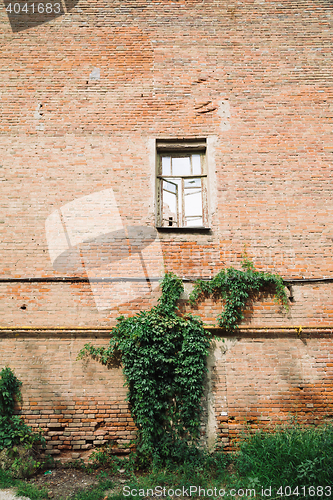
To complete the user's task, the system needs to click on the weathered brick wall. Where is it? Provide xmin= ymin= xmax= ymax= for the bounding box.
xmin=0 ymin=331 xmax=135 ymax=459
xmin=0 ymin=0 xmax=332 ymax=456
xmin=212 ymin=335 xmax=333 ymax=451
xmin=1 ymin=328 xmax=333 ymax=457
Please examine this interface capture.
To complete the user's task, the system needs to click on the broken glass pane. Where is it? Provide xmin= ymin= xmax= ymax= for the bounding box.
xmin=184 ymin=178 xmax=201 ymax=188
xmin=162 ymin=179 xmax=178 ymax=226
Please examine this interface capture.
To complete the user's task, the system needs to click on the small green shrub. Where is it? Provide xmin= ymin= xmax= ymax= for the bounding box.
xmin=0 ymin=367 xmax=47 ymax=479
xmin=86 ymin=445 xmax=122 ymax=474
xmin=0 ymin=367 xmax=45 ymax=452
xmin=0 ymin=366 xmax=22 ymax=417
xmin=0 ymin=414 xmax=44 ymax=451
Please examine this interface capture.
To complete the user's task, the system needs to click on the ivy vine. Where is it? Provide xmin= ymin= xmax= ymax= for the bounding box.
xmin=0 ymin=367 xmax=22 ymax=418
xmin=78 ymin=273 xmax=210 ymax=466
xmin=78 ymin=260 xmax=288 ymax=465
xmin=0 ymin=367 xmax=44 ymax=451
xmin=189 ymin=258 xmax=289 ymax=331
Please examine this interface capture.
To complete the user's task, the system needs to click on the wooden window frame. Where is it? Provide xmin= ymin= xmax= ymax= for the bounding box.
xmin=156 ymin=139 xmax=208 ymax=229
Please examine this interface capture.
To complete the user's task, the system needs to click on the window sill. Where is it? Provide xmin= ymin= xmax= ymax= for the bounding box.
xmin=156 ymin=226 xmax=211 ymax=233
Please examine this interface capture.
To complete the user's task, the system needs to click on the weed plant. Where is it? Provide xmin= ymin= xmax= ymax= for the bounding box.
xmin=0 ymin=468 xmax=49 ymax=499
xmin=105 ymin=424 xmax=333 ymax=500
xmin=1 ymin=467 xmax=113 ymax=500
xmin=106 ymin=447 xmax=229 ymax=500
xmin=69 ymin=478 xmax=114 ymax=500
xmin=235 ymin=422 xmax=333 ymax=496
xmin=3 ymin=424 xmax=333 ymax=500
xmin=16 ymin=482 xmax=50 ymax=500
xmin=0 ymin=467 xmax=17 ymax=488
xmin=85 ymin=444 xmax=135 ymax=477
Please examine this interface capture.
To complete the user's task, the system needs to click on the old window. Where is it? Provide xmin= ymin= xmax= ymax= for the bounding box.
xmin=156 ymin=139 xmax=208 ymax=228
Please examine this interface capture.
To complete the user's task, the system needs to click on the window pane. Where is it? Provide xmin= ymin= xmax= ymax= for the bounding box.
xmin=186 ymin=216 xmax=203 ymax=227
xmin=162 ymin=156 xmax=171 ymax=176
xmin=184 ymin=178 xmax=201 ymax=188
xmin=192 ymin=154 xmax=201 ymax=175
xmin=163 ymin=180 xmax=177 ymax=193
xmin=172 ymin=157 xmax=191 ymax=176
xmin=162 ymin=180 xmax=178 ymax=226
xmin=184 ymin=187 xmax=202 ymax=217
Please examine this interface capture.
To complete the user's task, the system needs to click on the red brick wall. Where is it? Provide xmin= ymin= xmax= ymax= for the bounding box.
xmin=0 ymin=331 xmax=135 ymax=459
xmin=0 ymin=0 xmax=332 ymax=456
xmin=213 ymin=335 xmax=333 ymax=451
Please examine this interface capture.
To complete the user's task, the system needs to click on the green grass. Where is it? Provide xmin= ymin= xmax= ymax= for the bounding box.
xmin=1 ymin=467 xmax=113 ymax=500
xmin=17 ymin=477 xmax=114 ymax=500
xmin=234 ymin=422 xmax=333 ymax=499
xmin=0 ymin=468 xmax=49 ymax=499
xmin=0 ymin=468 xmax=17 ymax=488
xmin=105 ymin=448 xmax=230 ymax=500
xmin=2 ymin=423 xmax=333 ymax=500
xmin=16 ymin=482 xmax=49 ymax=500
xmin=105 ymin=423 xmax=333 ymax=500
xmin=70 ymin=478 xmax=114 ymax=500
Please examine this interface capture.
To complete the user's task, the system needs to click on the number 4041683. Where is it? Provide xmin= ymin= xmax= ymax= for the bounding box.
xmin=277 ymin=486 xmax=332 ymax=497
xmin=6 ymin=3 xmax=61 ymax=14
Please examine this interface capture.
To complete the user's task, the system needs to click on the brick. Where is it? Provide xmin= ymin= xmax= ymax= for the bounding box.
xmin=0 ymin=0 xmax=332 ymax=459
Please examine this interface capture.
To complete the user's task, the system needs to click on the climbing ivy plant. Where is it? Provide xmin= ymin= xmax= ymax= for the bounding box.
xmin=189 ymin=257 xmax=289 ymax=331
xmin=0 ymin=367 xmax=44 ymax=451
xmin=78 ymin=260 xmax=288 ymax=465
xmin=0 ymin=366 xmax=22 ymax=418
xmin=78 ymin=273 xmax=210 ymax=466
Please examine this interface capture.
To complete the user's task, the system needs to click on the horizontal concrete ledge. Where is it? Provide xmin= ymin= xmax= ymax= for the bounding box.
xmin=205 ymin=325 xmax=333 ymax=338
xmin=0 ymin=326 xmax=113 ymax=330
xmin=1 ymin=325 xmax=333 ymax=330
xmin=0 ymin=325 xmax=333 ymax=338
xmin=0 ymin=277 xmax=333 ymax=284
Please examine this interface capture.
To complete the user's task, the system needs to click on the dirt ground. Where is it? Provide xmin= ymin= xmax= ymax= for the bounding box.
xmin=24 ymin=464 xmax=125 ymax=499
